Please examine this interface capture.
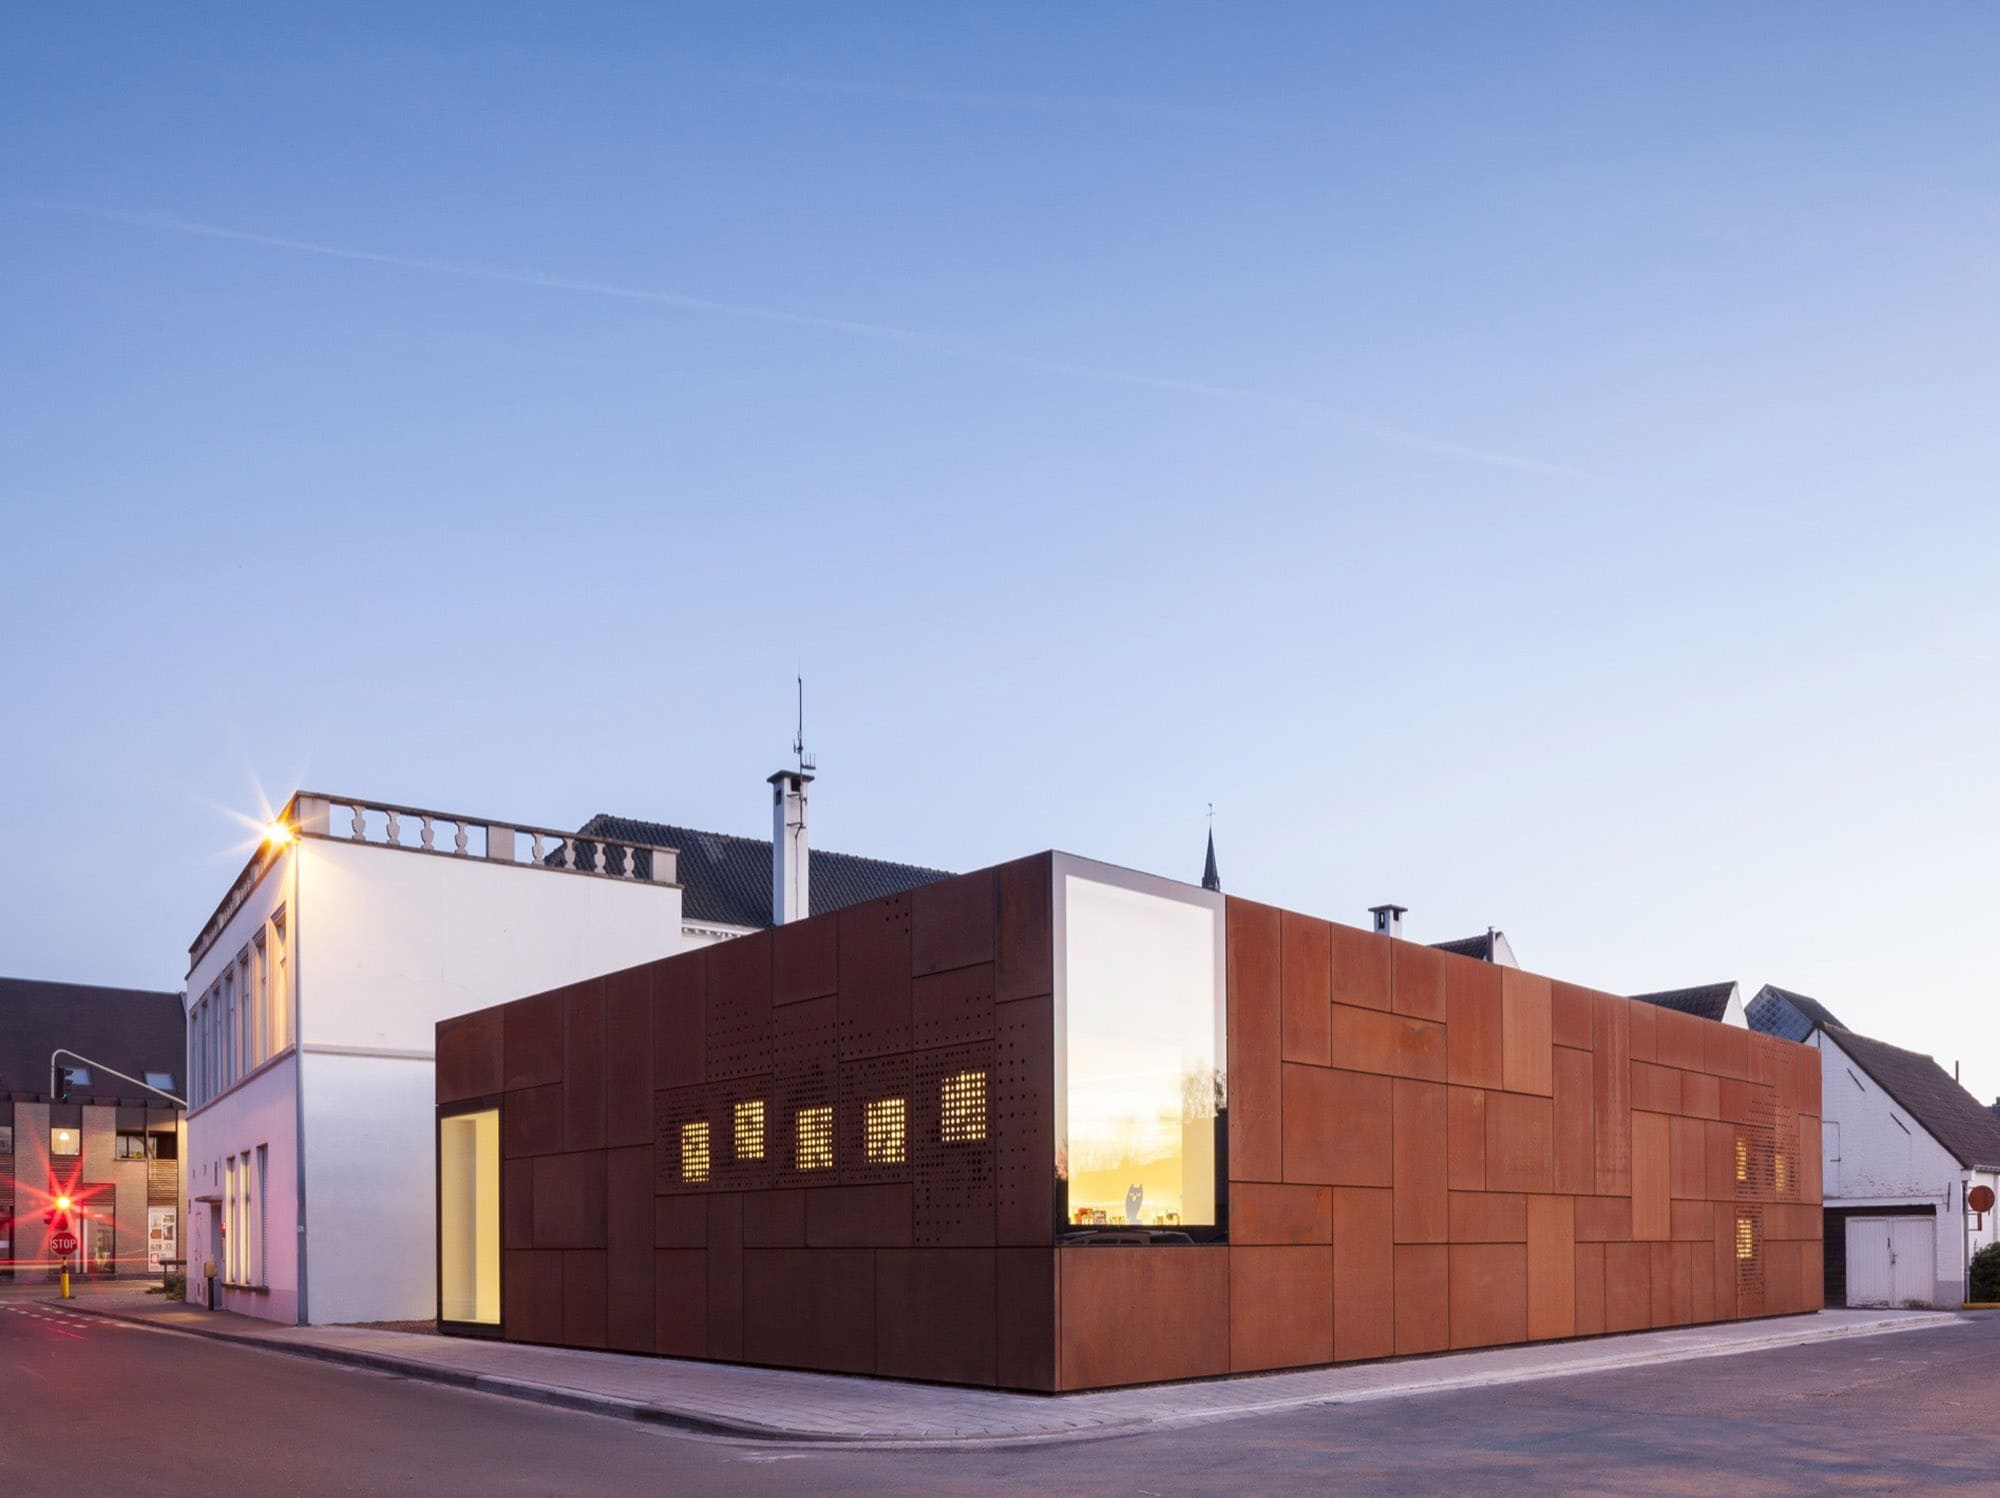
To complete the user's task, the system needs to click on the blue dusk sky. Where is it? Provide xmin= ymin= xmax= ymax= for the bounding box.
xmin=3 ymin=6 xmax=1996 ymax=1098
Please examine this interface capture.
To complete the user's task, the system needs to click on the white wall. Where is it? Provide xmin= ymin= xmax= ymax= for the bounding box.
xmin=290 ymin=836 xmax=688 ymax=1323
xmin=184 ymin=1054 xmax=301 ymax=1322
xmin=1815 ymin=1031 xmax=1999 ymax=1305
xmin=298 ymin=838 xmax=684 ymax=1050
xmin=299 ymin=1050 xmax=440 ymax=1323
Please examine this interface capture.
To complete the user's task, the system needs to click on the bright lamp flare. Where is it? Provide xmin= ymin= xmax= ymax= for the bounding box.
xmin=263 ymin=821 xmax=294 ymax=848
xmin=56 ymin=1195 xmax=72 ymax=1211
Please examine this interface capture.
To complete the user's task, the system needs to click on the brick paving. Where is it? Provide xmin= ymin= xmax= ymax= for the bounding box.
xmin=46 ymin=1284 xmax=1953 ymax=1446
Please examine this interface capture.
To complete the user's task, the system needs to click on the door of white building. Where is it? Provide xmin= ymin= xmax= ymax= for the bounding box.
xmin=1845 ymin=1215 xmax=1936 ymax=1307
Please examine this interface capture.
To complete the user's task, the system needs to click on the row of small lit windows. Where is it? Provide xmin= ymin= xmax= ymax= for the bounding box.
xmin=679 ymin=1071 xmax=986 ymax=1183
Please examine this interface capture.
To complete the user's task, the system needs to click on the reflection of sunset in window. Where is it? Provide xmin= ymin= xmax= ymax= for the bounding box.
xmin=1061 ymin=873 xmax=1221 ymax=1229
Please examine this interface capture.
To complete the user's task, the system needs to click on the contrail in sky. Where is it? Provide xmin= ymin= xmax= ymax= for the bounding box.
xmin=24 ymin=200 xmax=1601 ymax=482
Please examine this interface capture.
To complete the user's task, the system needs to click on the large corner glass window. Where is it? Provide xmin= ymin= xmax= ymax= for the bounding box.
xmin=438 ymin=1107 xmax=500 ymax=1326
xmin=1055 ymin=856 xmax=1226 ymax=1239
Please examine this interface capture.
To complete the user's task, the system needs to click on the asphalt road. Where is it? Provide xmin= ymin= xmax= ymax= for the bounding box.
xmin=2 ymin=1291 xmax=1993 ymax=1495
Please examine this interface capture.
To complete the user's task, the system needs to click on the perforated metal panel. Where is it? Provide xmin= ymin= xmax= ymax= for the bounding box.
xmin=705 ymin=935 xmax=773 ymax=1081
xmin=913 ymin=1040 xmax=996 ymax=1246
xmin=776 ymin=998 xmax=839 ymax=1188
xmin=993 ymin=995 xmax=1053 ymax=1244
xmin=655 ymin=1083 xmax=717 ymax=1195
xmin=912 ymin=963 xmax=997 ymax=1051
xmin=716 ymin=1077 xmax=775 ymax=1193
xmin=838 ymin=895 xmax=913 ymax=1060
xmin=838 ymin=1052 xmax=913 ymax=1187
xmin=1735 ymin=1204 xmax=1766 ymax=1313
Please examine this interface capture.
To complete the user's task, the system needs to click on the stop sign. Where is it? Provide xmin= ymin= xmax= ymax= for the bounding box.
xmin=48 ymin=1231 xmax=79 ymax=1256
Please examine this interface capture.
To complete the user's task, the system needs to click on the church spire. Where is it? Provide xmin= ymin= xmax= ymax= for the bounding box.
xmin=1201 ymin=805 xmax=1221 ymax=892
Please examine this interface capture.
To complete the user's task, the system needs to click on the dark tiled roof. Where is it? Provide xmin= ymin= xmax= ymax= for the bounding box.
xmin=1631 ymin=983 xmax=1737 ymax=1024
xmin=576 ymin=814 xmax=950 ymax=931
xmin=1826 ymin=1027 xmax=2000 ymax=1171
xmin=1432 ymin=933 xmax=1495 ymax=961
xmin=0 ymin=976 xmax=185 ymax=1103
xmin=1746 ymin=984 xmax=1846 ymax=1043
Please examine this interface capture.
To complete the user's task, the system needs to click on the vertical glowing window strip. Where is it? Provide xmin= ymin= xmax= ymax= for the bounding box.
xmin=681 ymin=1121 xmax=710 ymax=1184
xmin=1736 ymin=1215 xmax=1755 ymax=1261
xmin=1775 ymin=1152 xmax=1788 ymax=1193
xmin=865 ymin=1098 xmax=906 ymax=1164
xmin=797 ymin=1106 xmax=834 ymax=1170
xmin=1735 ymin=1137 xmax=1748 ymax=1183
xmin=734 ymin=1100 xmax=765 ymax=1161
xmin=941 ymin=1071 xmax=987 ymax=1143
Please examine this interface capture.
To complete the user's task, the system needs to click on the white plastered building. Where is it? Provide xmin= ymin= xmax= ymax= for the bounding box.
xmin=182 ymin=794 xmax=692 ymax=1324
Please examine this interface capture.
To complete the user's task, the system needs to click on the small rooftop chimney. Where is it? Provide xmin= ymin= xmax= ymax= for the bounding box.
xmin=1368 ymin=903 xmax=1407 ymax=939
xmin=769 ymin=769 xmax=812 ymax=924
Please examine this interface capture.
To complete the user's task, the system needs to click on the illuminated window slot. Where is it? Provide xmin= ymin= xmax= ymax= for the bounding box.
xmin=734 ymin=1100 xmax=765 ymax=1161
xmin=1735 ymin=1137 xmax=1747 ymax=1184
xmin=797 ymin=1106 xmax=834 ymax=1171
xmin=1774 ymin=1152 xmax=1788 ymax=1193
xmin=940 ymin=1070 xmax=987 ymax=1144
xmin=1735 ymin=1215 xmax=1755 ymax=1261
xmin=680 ymin=1121 xmax=710 ymax=1184
xmin=865 ymin=1097 xmax=906 ymax=1165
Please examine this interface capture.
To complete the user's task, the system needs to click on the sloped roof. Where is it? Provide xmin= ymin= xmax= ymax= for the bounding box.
xmin=1746 ymin=984 xmax=1846 ymax=1043
xmin=576 ymin=814 xmax=950 ymax=931
xmin=0 ymin=976 xmax=185 ymax=1103
xmin=1825 ymin=1027 xmax=2000 ymax=1172
xmin=1431 ymin=933 xmax=1495 ymax=961
xmin=1631 ymin=983 xmax=1737 ymax=1024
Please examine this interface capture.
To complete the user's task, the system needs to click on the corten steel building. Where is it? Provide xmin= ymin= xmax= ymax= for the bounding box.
xmin=433 ymin=853 xmax=1825 ymax=1391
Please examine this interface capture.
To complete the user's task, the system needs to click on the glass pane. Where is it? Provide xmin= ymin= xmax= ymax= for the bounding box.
xmin=1058 ymin=865 xmax=1224 ymax=1231
xmin=439 ymin=1110 xmax=500 ymax=1324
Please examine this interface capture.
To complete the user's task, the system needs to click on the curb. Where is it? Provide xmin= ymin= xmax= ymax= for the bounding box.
xmin=42 ymin=1298 xmax=1958 ymax=1448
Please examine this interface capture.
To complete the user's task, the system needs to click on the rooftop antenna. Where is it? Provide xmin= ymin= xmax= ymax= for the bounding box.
xmin=794 ymin=674 xmax=815 ymax=774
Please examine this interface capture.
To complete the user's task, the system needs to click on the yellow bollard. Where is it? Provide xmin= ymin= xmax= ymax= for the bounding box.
xmin=61 ymin=1269 xmax=71 ymax=1300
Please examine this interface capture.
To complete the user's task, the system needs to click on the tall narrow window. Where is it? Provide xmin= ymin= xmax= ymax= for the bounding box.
xmin=1734 ymin=1136 xmax=1747 ymax=1184
xmin=866 ymin=1097 xmax=907 ymax=1164
xmin=224 ymin=1156 xmax=239 ymax=1282
xmin=1735 ymin=1215 xmax=1755 ymax=1261
xmin=236 ymin=952 xmax=251 ymax=1078
xmin=438 ymin=1109 xmax=500 ymax=1324
xmin=269 ymin=911 xmax=289 ymax=1053
xmin=796 ymin=1106 xmax=834 ymax=1171
xmin=940 ymin=1072 xmax=987 ymax=1143
xmin=1774 ymin=1152 xmax=1788 ymax=1194
xmin=250 ymin=934 xmax=267 ymax=1070
xmin=681 ymin=1122 xmax=711 ymax=1183
xmin=733 ymin=1101 xmax=765 ymax=1162
xmin=245 ymin=1147 xmax=262 ymax=1285
xmin=223 ymin=971 xmax=238 ymax=1089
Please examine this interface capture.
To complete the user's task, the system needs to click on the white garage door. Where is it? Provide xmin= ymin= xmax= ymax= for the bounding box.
xmin=1845 ymin=1216 xmax=1936 ymax=1307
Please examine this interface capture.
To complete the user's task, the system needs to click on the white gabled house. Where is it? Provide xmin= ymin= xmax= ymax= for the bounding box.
xmin=1805 ymin=1024 xmax=2000 ymax=1308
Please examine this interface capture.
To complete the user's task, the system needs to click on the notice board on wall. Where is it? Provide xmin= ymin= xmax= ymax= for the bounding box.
xmin=148 ymin=1206 xmax=177 ymax=1272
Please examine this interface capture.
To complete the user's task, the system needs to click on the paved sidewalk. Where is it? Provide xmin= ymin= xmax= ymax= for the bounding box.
xmin=50 ymin=1288 xmax=1956 ymax=1447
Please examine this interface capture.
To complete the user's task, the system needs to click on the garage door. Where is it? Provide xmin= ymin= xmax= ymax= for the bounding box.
xmin=1844 ymin=1215 xmax=1936 ymax=1307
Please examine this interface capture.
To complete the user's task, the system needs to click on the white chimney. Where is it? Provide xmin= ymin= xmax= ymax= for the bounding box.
xmin=770 ymin=769 xmax=813 ymax=924
xmin=1368 ymin=903 xmax=1407 ymax=939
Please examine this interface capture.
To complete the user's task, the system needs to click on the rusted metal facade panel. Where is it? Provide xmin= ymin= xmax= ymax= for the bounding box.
xmin=439 ymin=858 xmax=1821 ymax=1390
